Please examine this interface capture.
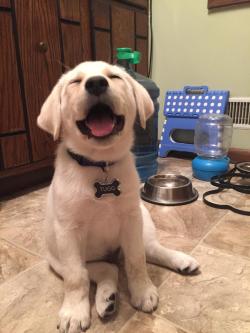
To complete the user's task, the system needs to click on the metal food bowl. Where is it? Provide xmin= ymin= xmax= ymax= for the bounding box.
xmin=141 ymin=174 xmax=198 ymax=206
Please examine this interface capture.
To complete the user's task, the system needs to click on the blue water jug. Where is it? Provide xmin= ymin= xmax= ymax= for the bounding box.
xmin=116 ymin=48 xmax=160 ymax=182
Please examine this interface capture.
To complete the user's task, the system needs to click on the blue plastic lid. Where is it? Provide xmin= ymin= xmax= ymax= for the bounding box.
xmin=192 ymin=156 xmax=230 ymax=172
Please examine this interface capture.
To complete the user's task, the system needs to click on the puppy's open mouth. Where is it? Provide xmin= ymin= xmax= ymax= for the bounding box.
xmin=76 ymin=103 xmax=125 ymax=139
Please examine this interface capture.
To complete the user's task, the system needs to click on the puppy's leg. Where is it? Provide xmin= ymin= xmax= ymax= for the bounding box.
xmin=87 ymin=262 xmax=118 ymax=318
xmin=56 ymin=225 xmax=90 ymax=333
xmin=121 ymin=207 xmax=159 ymax=313
xmin=141 ymin=203 xmax=199 ymax=273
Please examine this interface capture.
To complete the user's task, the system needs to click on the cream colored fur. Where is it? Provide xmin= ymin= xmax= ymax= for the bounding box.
xmin=38 ymin=61 xmax=199 ymax=333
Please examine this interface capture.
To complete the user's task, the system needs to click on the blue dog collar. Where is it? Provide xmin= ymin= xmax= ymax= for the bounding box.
xmin=67 ymin=150 xmax=115 ymax=171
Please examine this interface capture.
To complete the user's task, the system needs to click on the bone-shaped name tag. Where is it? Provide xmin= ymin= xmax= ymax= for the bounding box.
xmin=94 ymin=179 xmax=121 ymax=198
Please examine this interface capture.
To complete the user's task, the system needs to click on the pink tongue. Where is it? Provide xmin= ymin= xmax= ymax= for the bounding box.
xmin=86 ymin=117 xmax=114 ymax=137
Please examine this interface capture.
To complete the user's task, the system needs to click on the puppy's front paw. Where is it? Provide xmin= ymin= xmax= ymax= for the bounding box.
xmin=130 ymin=282 xmax=158 ymax=313
xmin=171 ymin=252 xmax=200 ymax=274
xmin=95 ymin=286 xmax=118 ymax=319
xmin=58 ymin=299 xmax=90 ymax=333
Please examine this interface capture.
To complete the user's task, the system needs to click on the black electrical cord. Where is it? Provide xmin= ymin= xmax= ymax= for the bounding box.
xmin=203 ymin=163 xmax=250 ymax=216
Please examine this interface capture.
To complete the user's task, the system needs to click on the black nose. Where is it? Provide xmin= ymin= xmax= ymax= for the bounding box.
xmin=85 ymin=76 xmax=109 ymax=96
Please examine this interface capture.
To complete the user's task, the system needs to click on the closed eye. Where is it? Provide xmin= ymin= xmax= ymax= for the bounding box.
xmin=109 ymin=74 xmax=122 ymax=80
xmin=70 ymin=79 xmax=82 ymax=84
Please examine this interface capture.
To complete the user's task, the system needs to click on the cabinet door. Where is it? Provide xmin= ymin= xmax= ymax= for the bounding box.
xmin=94 ymin=30 xmax=111 ymax=62
xmin=0 ymin=12 xmax=25 ymax=134
xmin=111 ymin=4 xmax=135 ymax=60
xmin=92 ymin=1 xmax=148 ymax=70
xmin=14 ymin=0 xmax=62 ymax=161
xmin=61 ymin=23 xmax=84 ymax=68
xmin=92 ymin=0 xmax=110 ymax=30
xmin=136 ymin=38 xmax=148 ymax=76
xmin=135 ymin=11 xmax=148 ymax=76
xmin=59 ymin=0 xmax=80 ymax=21
xmin=0 ymin=0 xmax=10 ymax=8
xmin=1 ymin=134 xmax=30 ymax=169
xmin=91 ymin=0 xmax=112 ymax=62
xmin=59 ymin=0 xmax=92 ymax=68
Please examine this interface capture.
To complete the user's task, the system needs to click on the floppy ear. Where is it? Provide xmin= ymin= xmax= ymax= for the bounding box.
xmin=37 ymin=80 xmax=63 ymax=140
xmin=127 ymin=76 xmax=154 ymax=129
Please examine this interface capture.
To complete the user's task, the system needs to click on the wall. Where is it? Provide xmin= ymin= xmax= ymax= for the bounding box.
xmin=152 ymin=0 xmax=250 ymax=148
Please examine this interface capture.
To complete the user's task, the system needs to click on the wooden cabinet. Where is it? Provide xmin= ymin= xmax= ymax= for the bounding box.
xmin=0 ymin=12 xmax=24 ymax=135
xmin=112 ymin=5 xmax=135 ymax=57
xmin=91 ymin=0 xmax=149 ymax=76
xmin=0 ymin=0 xmax=149 ymax=196
xmin=14 ymin=0 xmax=62 ymax=161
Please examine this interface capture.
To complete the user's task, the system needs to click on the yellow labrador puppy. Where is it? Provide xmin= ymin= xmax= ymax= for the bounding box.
xmin=38 ymin=61 xmax=199 ymax=333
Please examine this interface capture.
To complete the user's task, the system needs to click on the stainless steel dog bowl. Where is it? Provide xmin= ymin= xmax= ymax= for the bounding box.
xmin=141 ymin=174 xmax=198 ymax=205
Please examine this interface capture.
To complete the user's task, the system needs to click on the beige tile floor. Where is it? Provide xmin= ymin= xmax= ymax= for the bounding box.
xmin=0 ymin=158 xmax=250 ymax=333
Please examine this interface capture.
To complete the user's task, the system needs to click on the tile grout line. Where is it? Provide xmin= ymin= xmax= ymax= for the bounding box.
xmin=0 ymin=236 xmax=45 ymax=259
xmin=154 ymin=313 xmax=197 ymax=333
xmin=116 ymin=310 xmax=197 ymax=333
xmin=119 ymin=207 xmax=243 ymax=332
xmin=155 ymin=211 xmax=230 ymax=293
xmin=149 ymin=212 xmax=230 ymax=333
xmin=116 ymin=311 xmax=138 ymax=333
xmin=189 ymin=211 xmax=231 ymax=256
xmin=154 ymin=218 xmax=226 ymax=291
xmin=201 ymin=242 xmax=250 ymax=262
xmin=153 ymin=211 xmax=250 ymax=333
xmin=0 ymin=260 xmax=46 ymax=289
